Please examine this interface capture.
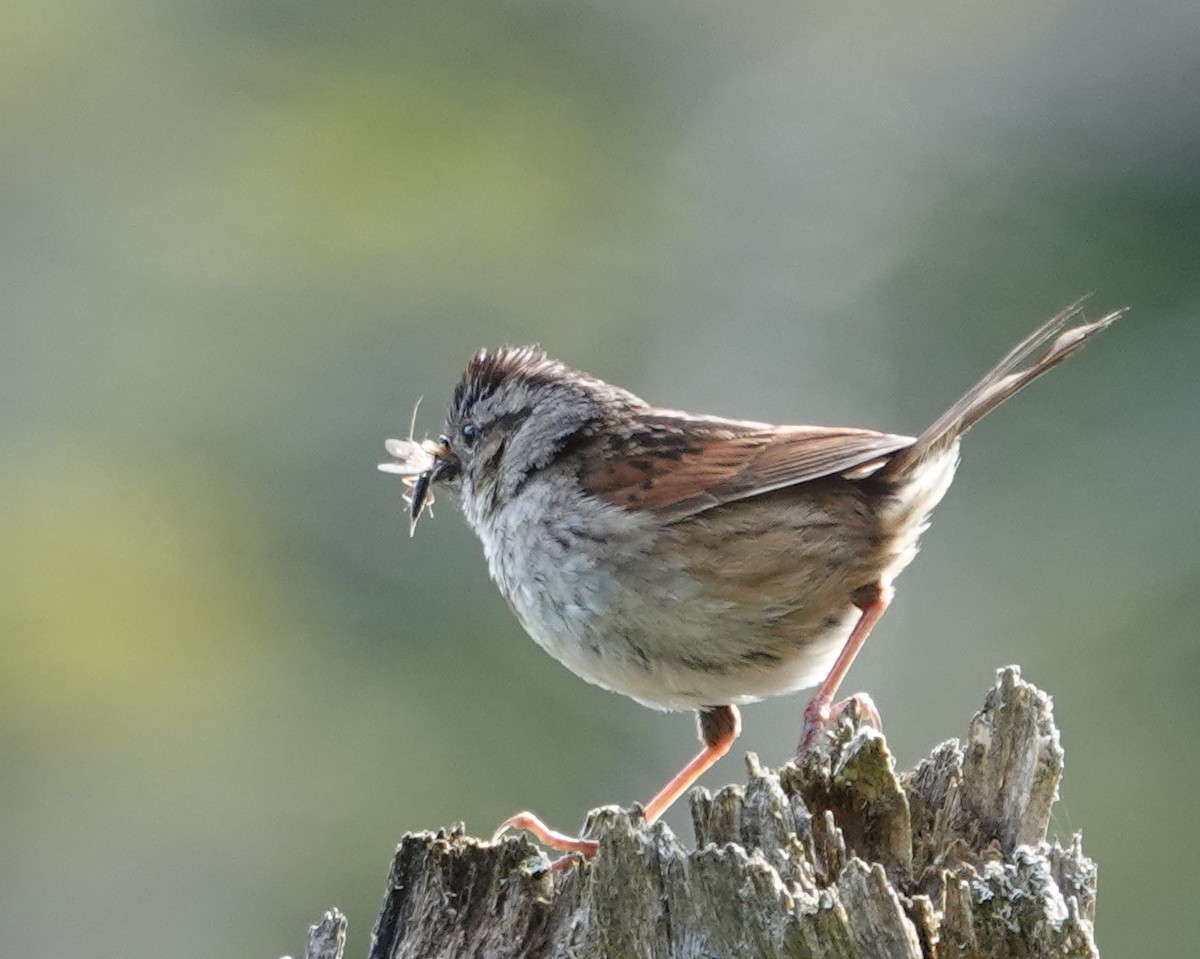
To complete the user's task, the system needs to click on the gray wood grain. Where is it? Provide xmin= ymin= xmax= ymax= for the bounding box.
xmin=306 ymin=667 xmax=1097 ymax=959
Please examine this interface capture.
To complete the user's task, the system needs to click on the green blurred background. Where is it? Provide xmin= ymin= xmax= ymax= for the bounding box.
xmin=3 ymin=2 xmax=1197 ymax=956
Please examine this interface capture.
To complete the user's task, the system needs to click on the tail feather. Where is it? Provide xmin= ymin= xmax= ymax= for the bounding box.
xmin=884 ymin=301 xmax=1127 ymax=477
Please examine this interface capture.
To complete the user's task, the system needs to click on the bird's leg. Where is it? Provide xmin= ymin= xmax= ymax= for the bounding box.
xmin=494 ymin=704 xmax=741 ymax=870
xmin=798 ymin=582 xmax=891 ymax=754
xmin=643 ymin=705 xmax=741 ymax=822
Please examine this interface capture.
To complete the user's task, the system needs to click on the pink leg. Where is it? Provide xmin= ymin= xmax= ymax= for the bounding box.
xmin=494 ymin=705 xmax=741 ymax=868
xmin=643 ymin=705 xmax=740 ymax=823
xmin=798 ymin=584 xmax=891 ymax=753
xmin=492 ymin=812 xmax=599 ymax=870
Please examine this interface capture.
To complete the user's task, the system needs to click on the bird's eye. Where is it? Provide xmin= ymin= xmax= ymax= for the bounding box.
xmin=461 ymin=423 xmax=478 ymax=446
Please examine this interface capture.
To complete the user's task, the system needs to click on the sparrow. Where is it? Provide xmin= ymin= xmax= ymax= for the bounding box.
xmin=379 ymin=301 xmax=1124 ymax=864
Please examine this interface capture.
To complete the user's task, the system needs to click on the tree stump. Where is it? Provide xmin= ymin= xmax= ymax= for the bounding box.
xmin=304 ymin=667 xmax=1098 ymax=959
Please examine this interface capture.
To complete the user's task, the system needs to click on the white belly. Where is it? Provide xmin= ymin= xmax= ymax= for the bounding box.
xmin=468 ymin=446 xmax=960 ymax=712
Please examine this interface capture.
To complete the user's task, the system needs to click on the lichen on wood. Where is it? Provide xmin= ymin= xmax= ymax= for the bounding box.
xmin=305 ymin=667 xmax=1097 ymax=959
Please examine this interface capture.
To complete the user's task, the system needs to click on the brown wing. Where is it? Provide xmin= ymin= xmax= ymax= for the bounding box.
xmin=580 ymin=412 xmax=914 ymax=522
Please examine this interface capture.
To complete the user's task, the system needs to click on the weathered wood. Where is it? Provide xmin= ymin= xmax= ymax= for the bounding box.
xmin=304 ymin=909 xmax=347 ymax=959
xmin=306 ymin=667 xmax=1098 ymax=958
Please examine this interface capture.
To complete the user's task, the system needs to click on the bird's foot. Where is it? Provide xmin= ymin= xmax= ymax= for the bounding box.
xmin=493 ymin=811 xmax=598 ymax=872
xmin=798 ymin=691 xmax=882 ymax=754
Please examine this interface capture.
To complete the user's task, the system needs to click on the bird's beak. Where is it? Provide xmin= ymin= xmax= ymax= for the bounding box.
xmin=428 ymin=436 xmax=459 ymax=484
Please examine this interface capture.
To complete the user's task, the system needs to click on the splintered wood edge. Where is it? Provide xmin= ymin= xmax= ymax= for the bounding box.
xmin=306 ymin=666 xmax=1096 ymax=959
xmin=304 ymin=909 xmax=347 ymax=959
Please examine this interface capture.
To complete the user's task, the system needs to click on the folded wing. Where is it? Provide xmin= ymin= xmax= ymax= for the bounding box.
xmin=581 ymin=413 xmax=914 ymax=522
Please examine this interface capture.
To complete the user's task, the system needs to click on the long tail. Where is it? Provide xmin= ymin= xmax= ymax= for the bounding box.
xmin=883 ymin=300 xmax=1127 ymax=477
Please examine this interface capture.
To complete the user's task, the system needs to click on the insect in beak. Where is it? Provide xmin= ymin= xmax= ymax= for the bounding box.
xmin=406 ymin=468 xmax=434 ymax=534
xmin=378 ymin=432 xmax=456 ymax=536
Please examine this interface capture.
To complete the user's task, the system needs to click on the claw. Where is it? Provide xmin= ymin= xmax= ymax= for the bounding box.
xmin=833 ymin=691 xmax=882 ymax=731
xmin=493 ymin=811 xmax=599 ymax=860
xmin=799 ymin=690 xmax=883 ymax=751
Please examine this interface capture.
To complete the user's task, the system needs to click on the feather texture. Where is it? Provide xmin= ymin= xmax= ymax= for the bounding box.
xmin=581 ymin=413 xmax=914 ymax=522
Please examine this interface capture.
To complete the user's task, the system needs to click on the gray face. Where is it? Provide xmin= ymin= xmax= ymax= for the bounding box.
xmin=438 ymin=346 xmax=621 ymax=526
